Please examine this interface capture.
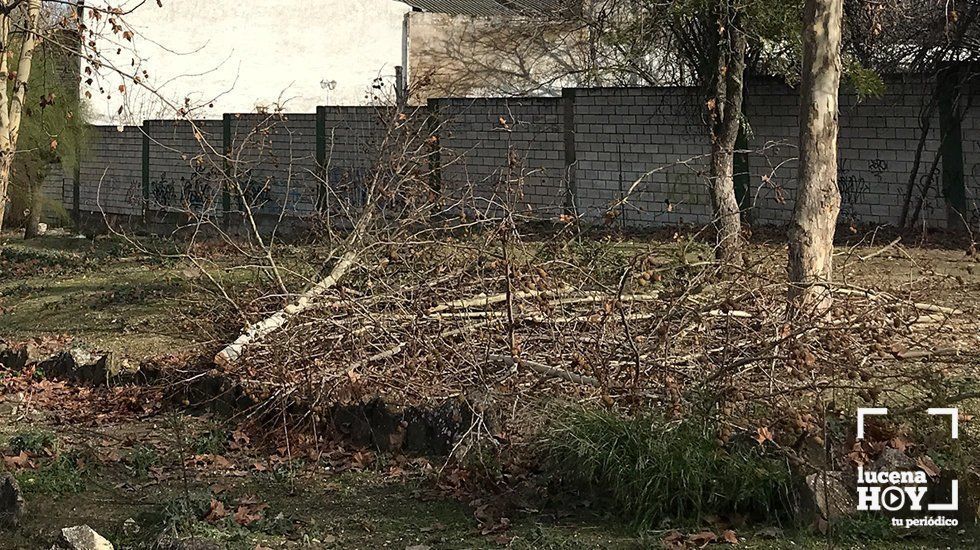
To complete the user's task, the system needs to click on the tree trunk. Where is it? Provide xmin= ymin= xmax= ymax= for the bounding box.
xmin=0 ymin=152 xmax=11 ymax=234
xmin=0 ymin=0 xmax=42 ymax=235
xmin=788 ymin=0 xmax=844 ymax=315
xmin=708 ymin=3 xmax=746 ymax=267
xmin=23 ymin=177 xmax=42 ymax=239
xmin=710 ymin=142 xmax=742 ymax=265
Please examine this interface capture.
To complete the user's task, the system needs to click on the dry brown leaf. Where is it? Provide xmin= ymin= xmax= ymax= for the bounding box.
xmin=916 ymin=455 xmax=941 ymax=478
xmin=889 ymin=436 xmax=910 ymax=452
xmin=205 ymin=498 xmax=227 ymax=522
xmin=755 ymin=426 xmax=774 ymax=445
xmin=3 ymin=451 xmax=31 ymax=470
xmin=689 ymin=531 xmax=718 ymax=546
xmin=234 ymin=503 xmax=266 ymax=526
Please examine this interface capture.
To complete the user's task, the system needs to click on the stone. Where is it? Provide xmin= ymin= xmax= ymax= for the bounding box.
xmin=0 ymin=473 xmax=25 ymax=527
xmin=59 ymin=525 xmax=113 ymax=550
xmin=872 ymin=447 xmax=916 ymax=472
xmin=0 ymin=340 xmax=28 ymax=371
xmin=38 ymin=348 xmax=112 ymax=385
xmin=804 ymin=471 xmax=856 ymax=521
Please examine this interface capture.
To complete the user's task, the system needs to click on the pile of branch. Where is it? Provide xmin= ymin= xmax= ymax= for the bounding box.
xmin=210 ymin=237 xmax=973 ymax=434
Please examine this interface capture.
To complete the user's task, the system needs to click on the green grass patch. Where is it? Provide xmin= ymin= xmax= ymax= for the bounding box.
xmin=14 ymin=454 xmax=85 ymax=494
xmin=540 ymin=406 xmax=799 ymax=530
xmin=8 ymin=429 xmax=57 ymax=454
xmin=126 ymin=445 xmax=162 ymax=478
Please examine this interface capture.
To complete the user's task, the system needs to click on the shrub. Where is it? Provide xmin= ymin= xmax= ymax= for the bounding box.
xmin=9 ymin=429 xmax=57 ymax=455
xmin=540 ymin=406 xmax=798 ymax=529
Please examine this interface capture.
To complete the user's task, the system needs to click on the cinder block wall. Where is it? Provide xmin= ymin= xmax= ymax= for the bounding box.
xmin=961 ymin=79 xmax=980 ymax=227
xmin=746 ymin=76 xmax=949 ymax=227
xmin=320 ymin=106 xmax=393 ymax=213
xmin=146 ymin=119 xmax=224 ymax=219
xmin=78 ymin=125 xmax=144 ymax=217
xmin=228 ymin=113 xmax=319 ymax=219
xmin=67 ymin=77 xmax=978 ymax=234
xmin=571 ymin=87 xmax=712 ymax=226
xmin=433 ymin=97 xmax=565 ymax=219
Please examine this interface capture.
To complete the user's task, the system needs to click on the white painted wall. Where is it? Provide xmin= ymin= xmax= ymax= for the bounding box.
xmin=82 ymin=0 xmax=411 ymax=124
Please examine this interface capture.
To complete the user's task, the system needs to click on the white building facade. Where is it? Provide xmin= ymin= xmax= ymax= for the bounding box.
xmin=82 ymin=0 xmax=412 ymax=124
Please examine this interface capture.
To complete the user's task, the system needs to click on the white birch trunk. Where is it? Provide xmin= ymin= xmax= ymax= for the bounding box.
xmin=0 ymin=0 xmax=42 ymax=233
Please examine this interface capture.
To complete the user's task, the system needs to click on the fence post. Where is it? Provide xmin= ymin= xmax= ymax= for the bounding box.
xmin=222 ymin=114 xmax=232 ymax=232
xmin=426 ymin=98 xmax=442 ymax=193
xmin=938 ymin=65 xmax=967 ymax=230
xmin=395 ymin=66 xmax=406 ymax=111
xmin=734 ymin=122 xmax=750 ymax=218
xmin=562 ymin=88 xmax=577 ymax=215
xmin=141 ymin=121 xmax=150 ymax=225
xmin=72 ymin=142 xmax=80 ymax=228
xmin=315 ymin=106 xmax=327 ymax=213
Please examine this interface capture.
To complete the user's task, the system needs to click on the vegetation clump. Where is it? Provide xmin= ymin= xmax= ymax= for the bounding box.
xmin=542 ymin=406 xmax=798 ymax=529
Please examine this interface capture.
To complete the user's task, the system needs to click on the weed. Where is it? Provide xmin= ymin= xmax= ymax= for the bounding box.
xmin=160 ymin=490 xmax=213 ymax=527
xmin=0 ymin=281 xmax=46 ymax=299
xmin=266 ymin=464 xmax=301 ymax=494
xmin=540 ymin=406 xmax=798 ymax=529
xmin=192 ymin=428 xmax=229 ymax=455
xmin=14 ymin=454 xmax=85 ymax=494
xmin=126 ymin=445 xmax=161 ymax=478
xmin=8 ymin=429 xmax=57 ymax=455
xmin=0 ymin=246 xmax=96 ymax=276
xmin=254 ymin=510 xmax=294 ymax=536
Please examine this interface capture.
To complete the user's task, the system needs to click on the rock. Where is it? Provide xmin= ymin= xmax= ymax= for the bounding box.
xmin=804 ymin=471 xmax=856 ymax=521
xmin=0 ymin=340 xmax=28 ymax=371
xmin=59 ymin=525 xmax=113 ymax=550
xmin=0 ymin=473 xmax=25 ymax=527
xmin=39 ymin=347 xmax=113 ymax=385
xmin=873 ymin=447 xmax=916 ymax=471
xmin=122 ymin=517 xmax=139 ymax=536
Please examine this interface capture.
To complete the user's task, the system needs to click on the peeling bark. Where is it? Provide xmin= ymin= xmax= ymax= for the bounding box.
xmin=788 ymin=0 xmax=844 ymax=315
xmin=0 ymin=0 xmax=42 ymax=233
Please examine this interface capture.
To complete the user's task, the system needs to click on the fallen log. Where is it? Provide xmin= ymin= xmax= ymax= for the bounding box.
xmin=488 ymin=354 xmax=601 ymax=387
xmin=831 ymin=287 xmax=962 ymax=315
xmin=215 ymin=249 xmax=359 ymax=366
xmin=215 ymin=210 xmax=374 ymax=366
xmin=427 ymin=287 xmax=572 ymax=314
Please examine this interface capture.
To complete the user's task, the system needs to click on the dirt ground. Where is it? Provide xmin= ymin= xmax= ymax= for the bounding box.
xmin=1 ymin=229 xmax=979 ymax=549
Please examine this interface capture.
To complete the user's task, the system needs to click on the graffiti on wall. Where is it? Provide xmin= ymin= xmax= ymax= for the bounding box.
xmin=838 ymin=157 xmax=888 ymax=220
xmin=149 ymin=162 xmax=222 ymax=214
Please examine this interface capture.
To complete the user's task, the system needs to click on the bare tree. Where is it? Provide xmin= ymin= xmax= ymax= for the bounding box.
xmin=707 ymin=2 xmax=747 ymax=267
xmin=576 ymin=0 xmax=802 ymax=265
xmin=787 ymin=0 xmax=843 ymax=314
xmin=0 ymin=0 xmax=42 ymax=233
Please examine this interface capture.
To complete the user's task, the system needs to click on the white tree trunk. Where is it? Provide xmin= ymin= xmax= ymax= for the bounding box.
xmin=0 ymin=0 xmax=42 ymax=234
xmin=214 ymin=207 xmax=375 ymax=366
xmin=788 ymin=0 xmax=844 ymax=314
